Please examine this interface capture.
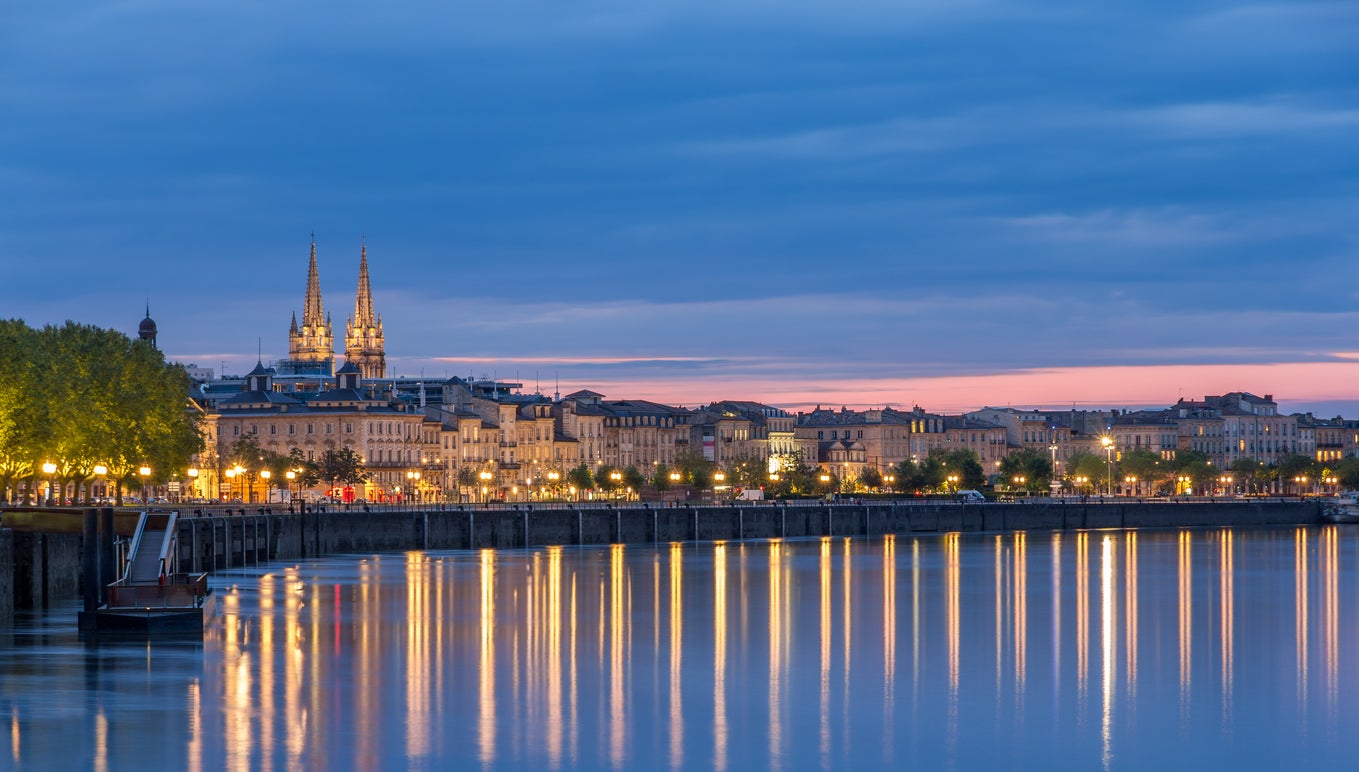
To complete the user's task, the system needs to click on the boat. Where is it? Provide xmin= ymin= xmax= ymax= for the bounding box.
xmin=1321 ymin=493 xmax=1359 ymax=524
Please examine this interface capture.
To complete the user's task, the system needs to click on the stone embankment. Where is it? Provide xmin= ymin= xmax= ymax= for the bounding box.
xmin=0 ymin=499 xmax=1325 ymax=625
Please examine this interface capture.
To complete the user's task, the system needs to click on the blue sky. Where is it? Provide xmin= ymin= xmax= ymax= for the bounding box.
xmin=2 ymin=1 xmax=1356 ymax=413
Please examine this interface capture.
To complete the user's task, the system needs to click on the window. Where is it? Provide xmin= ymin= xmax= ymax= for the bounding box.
xmin=288 ymin=424 xmax=295 ymax=435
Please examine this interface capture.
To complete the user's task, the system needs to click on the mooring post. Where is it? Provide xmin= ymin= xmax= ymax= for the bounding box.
xmin=82 ymin=508 xmax=99 ymax=615
xmin=98 ymin=507 xmax=115 ymax=603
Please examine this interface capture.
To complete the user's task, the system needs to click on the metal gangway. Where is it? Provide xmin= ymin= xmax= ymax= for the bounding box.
xmin=125 ymin=511 xmax=176 ymax=585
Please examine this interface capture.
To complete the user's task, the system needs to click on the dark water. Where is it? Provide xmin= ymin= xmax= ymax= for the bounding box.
xmin=2 ymin=527 xmax=1357 ymax=770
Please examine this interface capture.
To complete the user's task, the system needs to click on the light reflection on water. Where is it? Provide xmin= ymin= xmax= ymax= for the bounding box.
xmin=2 ymin=527 xmax=1359 ymax=769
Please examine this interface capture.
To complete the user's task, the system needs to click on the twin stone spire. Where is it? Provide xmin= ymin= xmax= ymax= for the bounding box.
xmin=286 ymin=238 xmax=386 ymax=379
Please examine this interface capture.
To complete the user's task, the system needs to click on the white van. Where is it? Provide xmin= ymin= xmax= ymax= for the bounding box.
xmin=956 ymin=489 xmax=986 ymax=503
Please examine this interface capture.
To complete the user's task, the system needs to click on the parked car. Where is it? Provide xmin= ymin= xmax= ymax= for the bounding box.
xmin=956 ymin=489 xmax=987 ymax=503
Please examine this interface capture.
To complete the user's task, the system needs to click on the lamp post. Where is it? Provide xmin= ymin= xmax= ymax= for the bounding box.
xmin=407 ymin=470 xmax=421 ymax=504
xmin=138 ymin=465 xmax=152 ymax=504
xmin=286 ymin=470 xmax=297 ymax=505
xmin=1177 ymin=475 xmax=1191 ymax=496
xmin=610 ymin=470 xmax=623 ymax=501
xmin=224 ymin=468 xmax=237 ymax=501
xmin=261 ymin=470 xmax=271 ymax=504
xmin=93 ymin=464 xmax=108 ymax=504
xmin=1099 ymin=436 xmax=1115 ymax=497
xmin=884 ymin=473 xmax=895 ymax=493
xmin=479 ymin=470 xmax=493 ymax=503
xmin=1124 ymin=475 xmax=1138 ymax=497
xmin=186 ymin=467 xmax=198 ymax=503
xmin=1217 ymin=475 xmax=1233 ymax=496
xmin=946 ymin=473 xmax=959 ymax=493
xmin=41 ymin=461 xmax=56 ymax=506
xmin=1013 ymin=475 xmax=1026 ymax=496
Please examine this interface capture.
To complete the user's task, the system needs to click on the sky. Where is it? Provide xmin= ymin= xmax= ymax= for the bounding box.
xmin=2 ymin=1 xmax=1356 ymax=415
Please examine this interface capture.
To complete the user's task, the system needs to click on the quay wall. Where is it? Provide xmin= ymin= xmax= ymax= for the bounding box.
xmin=0 ymin=499 xmax=1328 ymax=625
xmin=170 ymin=500 xmax=1323 ymax=574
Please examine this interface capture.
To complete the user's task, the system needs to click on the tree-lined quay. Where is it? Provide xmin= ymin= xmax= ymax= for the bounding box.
xmin=2 ymin=321 xmax=1357 ymax=509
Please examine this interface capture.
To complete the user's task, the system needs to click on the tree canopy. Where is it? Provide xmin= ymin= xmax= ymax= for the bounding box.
xmin=0 ymin=319 xmax=202 ymax=504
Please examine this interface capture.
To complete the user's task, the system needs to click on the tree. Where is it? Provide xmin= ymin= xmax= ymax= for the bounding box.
xmin=1066 ymin=452 xmax=1108 ymax=493
xmin=1227 ymin=456 xmax=1266 ymax=494
xmin=456 ymin=466 xmax=480 ymax=501
xmin=935 ymin=449 xmax=984 ymax=491
xmin=672 ymin=449 xmax=714 ymax=490
xmin=0 ymin=321 xmax=202 ymax=505
xmin=622 ymin=465 xmax=646 ymax=497
xmin=858 ymin=466 xmax=883 ymax=491
xmin=1118 ymin=449 xmax=1164 ymax=496
xmin=566 ymin=464 xmax=594 ymax=498
xmin=651 ymin=463 xmax=673 ymax=492
xmin=997 ymin=448 xmax=1054 ymax=493
xmin=318 ymin=446 xmax=368 ymax=494
xmin=595 ymin=464 xmax=620 ymax=495
xmin=1277 ymin=454 xmax=1320 ymax=493
xmin=1170 ymin=449 xmax=1214 ymax=495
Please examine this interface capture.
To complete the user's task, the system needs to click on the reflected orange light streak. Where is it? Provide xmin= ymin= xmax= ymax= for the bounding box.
xmin=713 ymin=542 xmax=728 ymax=772
xmin=1322 ymin=526 xmax=1338 ymax=718
xmin=669 ymin=542 xmax=684 ymax=770
xmin=1014 ymin=532 xmax=1027 ymax=705
xmin=1124 ymin=533 xmax=1138 ymax=699
xmin=478 ymin=550 xmax=496 ymax=765
xmin=1178 ymin=531 xmax=1192 ymax=722
xmin=1100 ymin=536 xmax=1114 ymax=769
xmin=1077 ymin=532 xmax=1089 ymax=705
xmin=609 ymin=543 xmax=627 ymax=768
xmin=1052 ymin=534 xmax=1062 ymax=705
xmin=883 ymin=533 xmax=897 ymax=761
xmin=769 ymin=540 xmax=785 ymax=769
xmin=1295 ymin=528 xmax=1308 ymax=712
xmin=1219 ymin=531 xmax=1234 ymax=725
xmin=819 ymin=537 xmax=831 ymax=765
xmin=945 ymin=532 xmax=960 ymax=749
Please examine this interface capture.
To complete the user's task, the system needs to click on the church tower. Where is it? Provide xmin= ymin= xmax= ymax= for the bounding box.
xmin=344 ymin=242 xmax=386 ymax=379
xmin=284 ymin=238 xmax=335 ymax=376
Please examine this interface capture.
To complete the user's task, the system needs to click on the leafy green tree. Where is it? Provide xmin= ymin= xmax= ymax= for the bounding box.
xmin=288 ymin=448 xmax=321 ymax=489
xmin=858 ymin=467 xmax=883 ymax=491
xmin=997 ymin=448 xmax=1054 ymax=493
xmin=1066 ymin=452 xmax=1108 ymax=493
xmin=651 ymin=463 xmax=673 ymax=492
xmin=318 ymin=446 xmax=368 ymax=491
xmin=622 ymin=465 xmax=646 ymax=497
xmin=1335 ymin=457 xmax=1359 ymax=491
xmin=1229 ymin=456 xmax=1267 ymax=494
xmin=1118 ymin=448 xmax=1164 ymax=495
xmin=672 ymin=449 xmax=715 ymax=490
xmin=0 ymin=320 xmax=202 ymax=505
xmin=1170 ymin=449 xmax=1214 ymax=495
xmin=935 ymin=449 xmax=984 ymax=491
xmin=595 ymin=464 xmax=620 ymax=495
xmin=456 ymin=466 xmax=480 ymax=500
xmin=566 ymin=463 xmax=594 ymax=498
xmin=724 ymin=452 xmax=764 ymax=489
xmin=1276 ymin=454 xmax=1320 ymax=493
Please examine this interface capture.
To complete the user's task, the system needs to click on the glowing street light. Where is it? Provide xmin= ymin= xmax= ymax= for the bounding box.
xmin=1099 ymin=436 xmax=1115 ymax=496
xmin=41 ymin=461 xmax=57 ymax=505
xmin=138 ymin=465 xmax=152 ymax=504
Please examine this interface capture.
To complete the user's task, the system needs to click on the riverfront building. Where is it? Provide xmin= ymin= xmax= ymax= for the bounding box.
xmin=174 ymin=244 xmax=1358 ymax=503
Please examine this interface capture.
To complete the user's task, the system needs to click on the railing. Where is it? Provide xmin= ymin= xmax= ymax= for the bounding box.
xmin=106 ymin=572 xmax=209 ymax=609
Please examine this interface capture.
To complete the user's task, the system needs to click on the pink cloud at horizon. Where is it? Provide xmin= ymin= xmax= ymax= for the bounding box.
xmin=555 ymin=361 xmax=1359 ymax=414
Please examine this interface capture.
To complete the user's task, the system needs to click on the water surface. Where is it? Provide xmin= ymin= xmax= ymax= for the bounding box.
xmin=2 ymin=527 xmax=1357 ymax=770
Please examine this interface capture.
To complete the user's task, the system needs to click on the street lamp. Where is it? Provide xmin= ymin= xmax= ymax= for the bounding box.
xmin=1294 ymin=475 xmax=1309 ymax=496
xmin=1012 ymin=475 xmax=1026 ymax=493
xmin=286 ymin=470 xmax=297 ymax=505
xmin=138 ymin=464 xmax=152 ymax=505
xmin=1099 ymin=436 xmax=1115 ymax=497
xmin=1124 ymin=475 xmax=1138 ymax=497
xmin=93 ymin=464 xmax=108 ymax=504
xmin=1217 ymin=475 xmax=1233 ymax=496
xmin=884 ymin=474 xmax=895 ymax=492
xmin=260 ymin=469 xmax=271 ymax=503
xmin=946 ymin=473 xmax=959 ymax=493
xmin=224 ymin=468 xmax=237 ymax=501
xmin=186 ymin=467 xmax=198 ymax=502
xmin=407 ymin=470 xmax=421 ymax=504
xmin=610 ymin=470 xmax=623 ymax=500
xmin=1177 ymin=475 xmax=1192 ymax=495
xmin=479 ymin=470 xmax=493 ymax=503
xmin=41 ymin=461 xmax=56 ymax=506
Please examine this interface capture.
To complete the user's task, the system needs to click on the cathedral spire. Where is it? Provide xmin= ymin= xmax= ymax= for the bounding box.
xmin=304 ymin=238 xmax=324 ymax=327
xmin=285 ymin=236 xmax=335 ymax=376
xmin=345 ymin=240 xmax=386 ymax=380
